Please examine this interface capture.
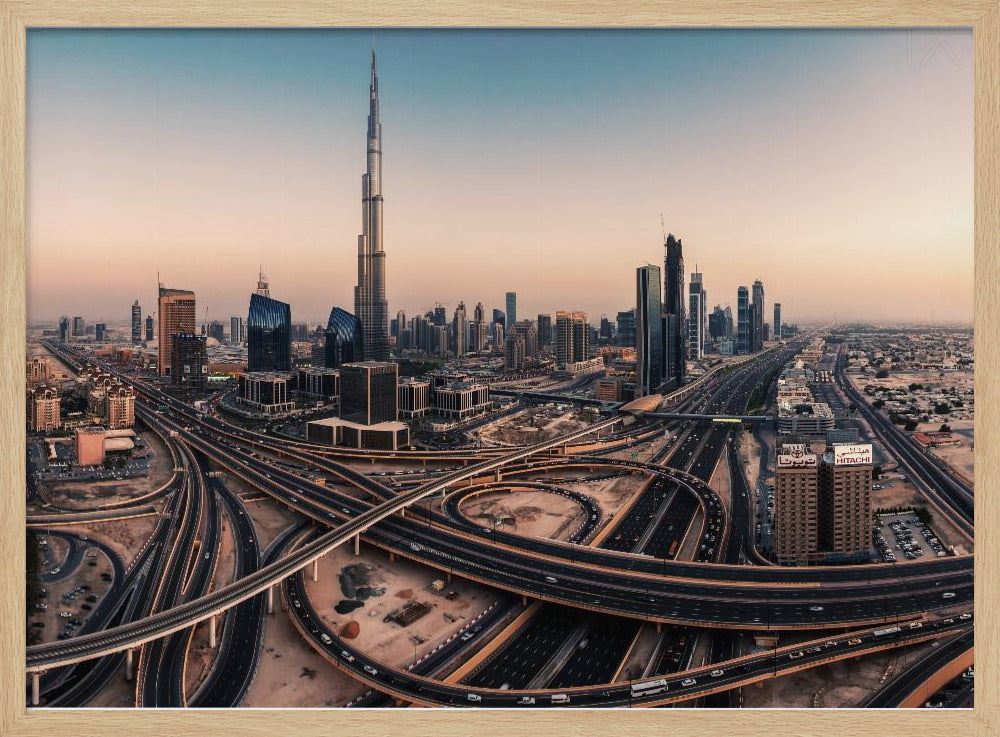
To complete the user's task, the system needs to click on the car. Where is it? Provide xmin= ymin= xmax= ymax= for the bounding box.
xmin=808 ymin=606 xmax=824 ymax=612
xmin=710 ymin=669 xmax=724 ymax=678
xmin=58 ymin=611 xmax=71 ymax=619
xmin=517 ymin=696 xmax=536 ymax=705
xmin=466 ymin=693 xmax=482 ymax=702
xmin=544 ymin=575 xmax=558 ymax=584
xmin=825 ymin=641 xmax=838 ymax=648
xmin=50 ymin=567 xmax=61 ymax=575
xmin=807 ymin=646 xmax=822 ymax=654
xmin=340 ymin=650 xmax=355 ymax=662
xmin=410 ymin=543 xmax=422 ymax=552
xmin=943 ymin=618 xmax=955 ymax=624
xmin=319 ymin=633 xmax=332 ymax=644
xmin=847 ymin=638 xmax=862 ymax=645
xmin=680 ymin=678 xmax=697 ymax=687
xmin=34 ymin=603 xmax=47 ymax=612
xmin=788 ymin=651 xmax=804 ymax=659
xmin=959 ymin=613 xmax=972 ymax=620
xmin=293 ymin=600 xmax=301 ymax=608
xmin=942 ymin=592 xmax=956 ymax=599
xmin=908 ymin=622 xmax=923 ymax=630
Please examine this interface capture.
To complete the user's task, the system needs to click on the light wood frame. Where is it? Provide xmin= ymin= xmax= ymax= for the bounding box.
xmin=1 ymin=2 xmax=996 ymax=736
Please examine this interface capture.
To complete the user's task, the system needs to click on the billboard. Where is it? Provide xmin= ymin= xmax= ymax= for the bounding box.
xmin=777 ymin=451 xmax=817 ymax=468
xmin=833 ymin=443 xmax=873 ymax=466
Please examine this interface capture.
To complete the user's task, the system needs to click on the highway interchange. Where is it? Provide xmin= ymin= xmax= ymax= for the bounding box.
xmin=25 ymin=337 xmax=974 ymax=708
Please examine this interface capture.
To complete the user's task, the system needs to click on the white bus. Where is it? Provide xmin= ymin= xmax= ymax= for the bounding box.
xmin=873 ymin=626 xmax=901 ymax=637
xmin=630 ymin=679 xmax=669 ymax=698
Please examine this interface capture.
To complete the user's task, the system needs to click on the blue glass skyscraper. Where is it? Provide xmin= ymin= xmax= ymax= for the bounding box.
xmin=324 ymin=307 xmax=364 ymax=368
xmin=247 ymin=272 xmax=291 ymax=372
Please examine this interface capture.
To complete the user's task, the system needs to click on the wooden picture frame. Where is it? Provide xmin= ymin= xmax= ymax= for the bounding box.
xmin=1 ymin=2 xmax=996 ymax=736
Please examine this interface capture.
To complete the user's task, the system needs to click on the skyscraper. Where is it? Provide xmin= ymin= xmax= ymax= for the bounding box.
xmin=247 ymin=271 xmax=292 ymax=372
xmin=492 ymin=308 xmax=505 ymax=328
xmin=537 ymin=314 xmax=552 ymax=346
xmin=773 ymin=303 xmax=782 ymax=341
xmin=616 ymin=309 xmax=636 ymax=349
xmin=737 ymin=286 xmax=749 ymax=354
xmin=170 ymin=333 xmax=207 ymax=390
xmin=452 ymin=302 xmax=468 ymax=356
xmin=324 ymin=307 xmax=364 ymax=369
xmin=158 ymin=285 xmax=196 ymax=377
xmin=72 ymin=316 xmax=85 ymax=337
xmin=95 ymin=322 xmax=107 ymax=342
xmin=340 ymin=361 xmax=398 ymax=425
xmin=131 ymin=300 xmax=142 ymax=344
xmin=688 ymin=271 xmax=704 ymax=360
xmin=555 ymin=311 xmax=588 ymax=367
xmin=636 ymin=265 xmax=664 ymax=397
xmin=752 ymin=279 xmax=765 ymax=352
xmin=505 ymin=292 xmax=517 ymax=328
xmin=145 ymin=315 xmax=154 ymax=343
xmin=354 ymin=50 xmax=390 ymax=362
xmin=230 ymin=316 xmax=244 ymax=345
xmin=58 ymin=316 xmax=69 ymax=343
xmin=663 ymin=233 xmax=686 ymax=384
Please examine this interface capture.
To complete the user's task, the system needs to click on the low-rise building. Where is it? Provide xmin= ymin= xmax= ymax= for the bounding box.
xmin=237 ymin=372 xmax=295 ymax=414
xmin=397 ymin=377 xmax=431 ymax=419
xmin=306 ymin=417 xmax=409 ymax=451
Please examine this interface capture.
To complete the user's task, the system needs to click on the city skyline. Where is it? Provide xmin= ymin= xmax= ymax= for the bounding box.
xmin=26 ymin=28 xmax=972 ymax=324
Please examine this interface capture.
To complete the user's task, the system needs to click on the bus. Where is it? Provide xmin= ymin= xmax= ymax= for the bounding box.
xmin=631 ymin=679 xmax=669 ymax=698
xmin=667 ymin=540 xmax=679 ymax=558
xmin=873 ymin=626 xmax=901 ymax=637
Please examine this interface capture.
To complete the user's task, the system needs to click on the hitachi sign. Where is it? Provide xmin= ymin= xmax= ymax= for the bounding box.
xmin=833 ymin=443 xmax=873 ymax=466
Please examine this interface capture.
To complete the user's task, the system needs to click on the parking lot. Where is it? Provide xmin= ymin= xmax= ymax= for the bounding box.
xmin=873 ymin=512 xmax=949 ymax=563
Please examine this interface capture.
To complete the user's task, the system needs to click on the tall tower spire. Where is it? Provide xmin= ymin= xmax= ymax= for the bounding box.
xmin=354 ymin=46 xmax=389 ymax=361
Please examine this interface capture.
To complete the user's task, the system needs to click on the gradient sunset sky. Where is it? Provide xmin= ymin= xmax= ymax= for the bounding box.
xmin=26 ymin=28 xmax=973 ymax=326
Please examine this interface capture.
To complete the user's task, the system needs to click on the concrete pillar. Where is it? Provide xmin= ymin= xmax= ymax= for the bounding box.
xmin=354 ymin=534 xmax=360 ymax=556
xmin=495 ymin=469 xmax=501 ymax=482
xmin=312 ymin=558 xmax=319 ymax=582
xmin=266 ymin=585 xmax=275 ymax=615
xmin=522 ymin=594 xmax=529 ymax=606
xmin=125 ymin=648 xmax=134 ymax=681
xmin=389 ymin=551 xmax=396 ymax=562
xmin=656 ymin=622 xmax=662 ymax=633
xmin=30 ymin=672 xmax=40 ymax=706
xmin=446 ymin=571 xmax=452 ymax=583
xmin=208 ymin=615 xmax=217 ymax=648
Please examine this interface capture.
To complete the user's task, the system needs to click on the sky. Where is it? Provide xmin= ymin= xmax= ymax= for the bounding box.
xmin=26 ymin=28 xmax=973 ymax=327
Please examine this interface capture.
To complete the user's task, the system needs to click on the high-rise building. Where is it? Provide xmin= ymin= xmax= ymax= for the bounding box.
xmin=104 ymin=384 xmax=135 ymax=429
xmin=397 ymin=377 xmax=431 ymax=419
xmin=27 ymin=356 xmax=51 ymax=388
xmin=158 ymin=285 xmax=196 ymax=377
xmin=636 ymin=265 xmax=664 ymax=396
xmin=537 ymin=313 xmax=552 ymax=346
xmin=324 ymin=307 xmax=364 ymax=369
xmin=688 ymin=271 xmax=705 ymax=360
xmin=773 ymin=303 xmax=782 ymax=341
xmin=94 ymin=322 xmax=107 ymax=342
xmin=504 ymin=333 xmax=525 ymax=371
xmin=818 ymin=444 xmax=874 ymax=560
xmin=748 ymin=302 xmax=758 ymax=354
xmin=505 ymin=292 xmax=517 ymax=328
xmin=395 ymin=310 xmax=407 ymax=341
xmin=433 ymin=305 xmax=447 ymax=327
xmin=616 ymin=309 xmax=636 ymax=349
xmin=340 ymin=361 xmax=398 ymax=425
xmin=663 ymin=233 xmax=686 ymax=384
xmin=492 ymin=321 xmax=505 ymax=350
xmin=752 ymin=279 xmax=765 ymax=352
xmin=247 ymin=272 xmax=292 ymax=372
xmin=26 ymin=385 xmax=60 ymax=432
xmin=773 ymin=443 xmax=820 ymax=565
xmin=492 ymin=308 xmax=505 ymax=328
xmin=59 ymin=316 xmax=69 ymax=343
xmin=207 ymin=321 xmax=226 ymax=343
xmin=354 ymin=51 xmax=390 ymax=362
xmin=145 ymin=315 xmax=154 ymax=343
xmin=230 ymin=316 xmax=244 ymax=345
xmin=555 ymin=311 xmax=588 ymax=368
xmin=72 ymin=316 xmax=85 ymax=337
xmin=709 ymin=305 xmax=727 ymax=343
xmin=512 ymin=320 xmax=538 ymax=359
xmin=170 ymin=333 xmax=207 ymax=391
xmin=599 ymin=316 xmax=614 ymax=342
xmin=451 ymin=302 xmax=468 ymax=356
xmin=131 ymin=300 xmax=142 ymax=344
xmin=737 ymin=286 xmax=749 ymax=354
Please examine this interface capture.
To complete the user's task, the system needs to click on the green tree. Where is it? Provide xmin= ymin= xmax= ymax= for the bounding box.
xmin=904 ymin=419 xmax=918 ymax=431
xmin=875 ymin=369 xmax=889 ymax=379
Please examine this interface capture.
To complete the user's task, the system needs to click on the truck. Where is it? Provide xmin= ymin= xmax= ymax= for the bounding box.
xmin=873 ymin=626 xmax=901 ymax=637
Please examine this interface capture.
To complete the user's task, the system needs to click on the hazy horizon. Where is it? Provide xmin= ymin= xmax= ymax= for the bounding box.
xmin=26 ymin=29 xmax=973 ymax=326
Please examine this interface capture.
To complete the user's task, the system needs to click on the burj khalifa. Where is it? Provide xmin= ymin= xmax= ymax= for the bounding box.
xmin=354 ymin=49 xmax=390 ymax=361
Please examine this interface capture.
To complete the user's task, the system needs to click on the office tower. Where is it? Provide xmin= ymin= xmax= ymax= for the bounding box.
xmin=26 ymin=386 xmax=61 ymax=432
xmin=492 ymin=321 xmax=504 ymax=349
xmin=818 ymin=444 xmax=874 ymax=559
xmin=59 ymin=316 xmax=69 ymax=343
xmin=709 ymin=305 xmax=727 ymax=342
xmin=748 ymin=303 xmax=758 ymax=354
xmin=104 ymin=384 xmax=135 ymax=429
xmin=774 ymin=303 xmax=782 ymax=341
xmin=247 ymin=272 xmax=292 ymax=372
xmin=158 ymin=285 xmax=197 ymax=377
xmin=353 ymin=51 xmax=390 ymax=362
xmin=752 ymin=279 xmax=765 ymax=352
xmin=737 ymin=286 xmax=749 ymax=354
xmin=144 ymin=315 xmax=154 ymax=343
xmin=397 ymin=377 xmax=431 ymax=419
xmin=430 ymin=325 xmax=449 ymax=355
xmin=473 ymin=302 xmax=484 ymax=327
xmin=663 ymin=233 xmax=686 ymax=385
xmin=636 ymin=265 xmax=664 ymax=396
xmin=72 ymin=316 xmax=85 ymax=337
xmin=688 ymin=272 xmax=704 ymax=360
xmin=340 ymin=361 xmax=398 ymax=425
xmin=537 ymin=314 xmax=553 ymax=346
xmin=555 ymin=311 xmax=588 ymax=368
xmin=291 ymin=323 xmax=309 ymax=342
xmin=230 ymin=316 xmax=244 ymax=345
xmin=616 ymin=309 xmax=636 ymax=349
xmin=764 ymin=323 xmax=770 ymax=342
xmin=492 ymin=308 xmax=505 ymax=328
xmin=505 ymin=292 xmax=517 ymax=328
xmin=206 ymin=321 xmax=225 ymax=343
xmin=599 ymin=316 xmax=614 ymax=342
xmin=774 ymin=443 xmax=820 ymax=565
xmin=470 ymin=302 xmax=487 ymax=352
xmin=432 ymin=305 xmax=447 ymax=327
xmin=324 ymin=307 xmax=364 ymax=369
xmin=170 ymin=333 xmax=207 ymax=390
xmin=395 ymin=309 xmax=407 ymax=341
xmin=505 ymin=333 xmax=525 ymax=371
xmin=724 ymin=305 xmax=734 ymax=340
xmin=94 ymin=323 xmax=107 ymax=342
xmin=452 ymin=301 xmax=468 ymax=356
xmin=131 ymin=300 xmax=142 ymax=344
